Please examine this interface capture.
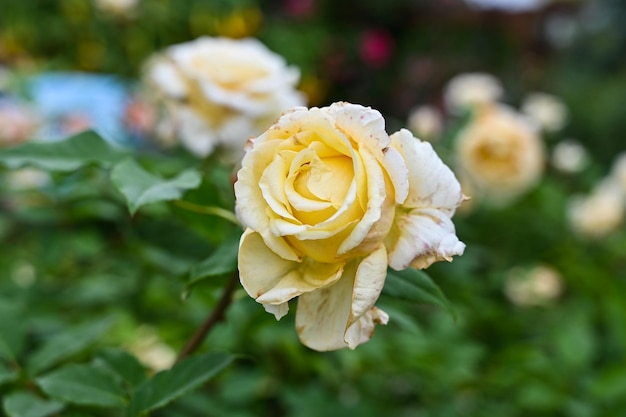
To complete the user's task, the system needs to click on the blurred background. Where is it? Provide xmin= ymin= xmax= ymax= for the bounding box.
xmin=2 ymin=0 xmax=626 ymax=416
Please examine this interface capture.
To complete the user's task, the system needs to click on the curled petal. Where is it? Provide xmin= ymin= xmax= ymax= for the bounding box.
xmin=387 ymin=207 xmax=465 ymax=270
xmin=238 ymin=229 xmax=344 ymax=306
xmin=296 ymin=245 xmax=388 ymax=351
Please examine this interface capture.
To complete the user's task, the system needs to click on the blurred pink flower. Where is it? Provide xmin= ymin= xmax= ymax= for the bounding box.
xmin=359 ymin=30 xmax=394 ymax=68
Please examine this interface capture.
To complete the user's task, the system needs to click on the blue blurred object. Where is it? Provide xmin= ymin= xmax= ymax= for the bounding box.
xmin=28 ymin=72 xmax=131 ymax=144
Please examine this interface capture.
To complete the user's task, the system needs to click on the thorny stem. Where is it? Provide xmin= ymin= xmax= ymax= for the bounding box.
xmin=173 ymin=200 xmax=240 ymax=226
xmin=177 ymin=270 xmax=240 ymax=361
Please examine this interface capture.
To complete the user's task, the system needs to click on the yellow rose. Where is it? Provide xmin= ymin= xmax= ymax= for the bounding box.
xmin=443 ymin=72 xmax=503 ymax=114
xmin=235 ymin=102 xmax=465 ymax=351
xmin=455 ymin=104 xmax=544 ymax=205
xmin=144 ymin=37 xmax=305 ymax=160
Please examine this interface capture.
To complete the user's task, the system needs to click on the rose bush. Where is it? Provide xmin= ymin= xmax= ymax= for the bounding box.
xmin=144 ymin=36 xmax=305 ymax=160
xmin=234 ymin=102 xmax=465 ymax=351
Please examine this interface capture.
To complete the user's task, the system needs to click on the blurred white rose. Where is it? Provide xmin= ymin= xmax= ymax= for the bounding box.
xmin=407 ymin=105 xmax=443 ymax=141
xmin=521 ymin=92 xmax=568 ymax=132
xmin=94 ymin=0 xmax=140 ymax=16
xmin=551 ymin=140 xmax=589 ymax=174
xmin=610 ymin=152 xmax=626 ymax=193
xmin=127 ymin=327 xmax=176 ymax=372
xmin=568 ymin=178 xmax=625 ymax=239
xmin=455 ymin=104 xmax=545 ymax=205
xmin=443 ymin=72 xmax=504 ymax=114
xmin=144 ymin=36 xmax=305 ymax=161
xmin=6 ymin=168 xmax=51 ymax=190
xmin=504 ymin=265 xmax=563 ymax=307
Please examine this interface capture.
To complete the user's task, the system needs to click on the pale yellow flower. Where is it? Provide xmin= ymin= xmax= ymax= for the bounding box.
xmin=443 ymin=72 xmax=504 ymax=113
xmin=127 ymin=327 xmax=176 ymax=372
xmin=521 ymin=92 xmax=568 ymax=132
xmin=455 ymin=104 xmax=544 ymax=205
xmin=504 ymin=265 xmax=563 ymax=307
xmin=407 ymin=105 xmax=442 ymax=142
xmin=568 ymin=178 xmax=625 ymax=239
xmin=235 ymin=102 xmax=464 ymax=351
xmin=144 ymin=37 xmax=305 ymax=161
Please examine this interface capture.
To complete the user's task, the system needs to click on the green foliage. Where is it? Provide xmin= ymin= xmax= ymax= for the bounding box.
xmin=3 ymin=391 xmax=65 ymax=417
xmin=110 ymin=159 xmax=202 ymax=215
xmin=127 ymin=352 xmax=234 ymax=417
xmin=0 ymin=131 xmax=129 ymax=172
xmin=36 ymin=364 xmax=127 ymax=408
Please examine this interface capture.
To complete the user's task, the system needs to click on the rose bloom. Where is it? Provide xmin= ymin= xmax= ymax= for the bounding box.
xmin=235 ymin=102 xmax=465 ymax=351
xmin=551 ymin=139 xmax=589 ymax=174
xmin=407 ymin=105 xmax=443 ymax=142
xmin=455 ymin=104 xmax=544 ymax=205
xmin=504 ymin=265 xmax=563 ymax=307
xmin=568 ymin=178 xmax=625 ymax=239
xmin=443 ymin=72 xmax=504 ymax=114
xmin=521 ymin=92 xmax=568 ymax=132
xmin=144 ymin=37 xmax=305 ymax=160
xmin=94 ymin=0 xmax=140 ymax=17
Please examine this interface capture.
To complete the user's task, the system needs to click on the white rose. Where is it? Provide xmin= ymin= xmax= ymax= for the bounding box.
xmin=407 ymin=105 xmax=443 ymax=142
xmin=144 ymin=37 xmax=305 ymax=160
xmin=504 ymin=265 xmax=563 ymax=307
xmin=568 ymin=178 xmax=625 ymax=239
xmin=443 ymin=72 xmax=504 ymax=114
xmin=551 ymin=139 xmax=589 ymax=174
xmin=235 ymin=102 xmax=464 ymax=351
xmin=521 ymin=92 xmax=568 ymax=132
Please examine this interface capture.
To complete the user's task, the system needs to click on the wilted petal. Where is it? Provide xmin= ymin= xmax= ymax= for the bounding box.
xmin=239 ymin=230 xmax=345 ymax=306
xmin=344 ymin=307 xmax=389 ymax=349
xmin=387 ymin=208 xmax=465 ymax=270
xmin=296 ymin=246 xmax=388 ymax=351
xmin=387 ymin=129 xmax=465 ymax=270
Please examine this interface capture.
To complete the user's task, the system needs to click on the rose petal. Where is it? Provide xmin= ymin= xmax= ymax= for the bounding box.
xmin=239 ymin=230 xmax=344 ymax=305
xmin=296 ymin=245 xmax=388 ymax=351
xmin=390 ymin=129 xmax=463 ymax=212
xmin=263 ymin=302 xmax=289 ymax=320
xmin=387 ymin=207 xmax=465 ymax=270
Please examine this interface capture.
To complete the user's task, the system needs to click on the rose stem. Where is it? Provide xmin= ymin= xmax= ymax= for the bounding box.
xmin=176 ymin=270 xmax=239 ymax=361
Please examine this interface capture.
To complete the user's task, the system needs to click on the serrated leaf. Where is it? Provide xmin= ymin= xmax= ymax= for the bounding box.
xmin=37 ymin=363 xmax=127 ymax=408
xmin=96 ymin=348 xmax=147 ymax=387
xmin=0 ymin=130 xmax=128 ymax=171
xmin=27 ymin=318 xmax=113 ymax=376
xmin=3 ymin=391 xmax=65 ymax=417
xmin=383 ymin=268 xmax=455 ymax=318
xmin=0 ymin=362 xmax=18 ymax=386
xmin=110 ymin=159 xmax=202 ymax=215
xmin=127 ymin=352 xmax=234 ymax=417
xmin=187 ymin=232 xmax=241 ymax=288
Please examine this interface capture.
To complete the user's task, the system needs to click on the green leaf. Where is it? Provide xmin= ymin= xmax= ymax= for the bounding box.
xmin=27 ymin=318 xmax=113 ymax=376
xmin=0 ymin=130 xmax=128 ymax=171
xmin=127 ymin=352 xmax=234 ymax=417
xmin=187 ymin=232 xmax=241 ymax=288
xmin=37 ymin=363 xmax=127 ymax=408
xmin=0 ymin=298 xmax=26 ymax=363
xmin=96 ymin=348 xmax=147 ymax=387
xmin=384 ymin=268 xmax=455 ymax=318
xmin=3 ymin=391 xmax=65 ymax=417
xmin=110 ymin=159 xmax=202 ymax=215
xmin=0 ymin=362 xmax=18 ymax=386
